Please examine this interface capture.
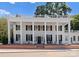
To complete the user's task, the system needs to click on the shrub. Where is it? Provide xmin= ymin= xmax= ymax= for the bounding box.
xmin=2 ymin=36 xmax=8 ymax=44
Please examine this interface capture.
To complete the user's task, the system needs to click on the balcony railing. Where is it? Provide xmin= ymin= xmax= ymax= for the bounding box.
xmin=71 ymin=30 xmax=79 ymax=32
xmin=34 ymin=15 xmax=71 ymax=18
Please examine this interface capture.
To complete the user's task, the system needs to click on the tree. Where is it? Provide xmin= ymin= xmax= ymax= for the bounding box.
xmin=0 ymin=17 xmax=8 ymax=44
xmin=35 ymin=5 xmax=47 ymax=17
xmin=34 ymin=2 xmax=72 ymax=17
xmin=71 ymin=14 xmax=79 ymax=30
xmin=60 ymin=3 xmax=72 ymax=15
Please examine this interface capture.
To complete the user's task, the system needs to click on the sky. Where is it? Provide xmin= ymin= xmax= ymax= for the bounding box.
xmin=0 ymin=2 xmax=79 ymax=16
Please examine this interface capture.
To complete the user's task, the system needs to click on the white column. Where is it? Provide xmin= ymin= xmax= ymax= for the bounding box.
xmin=32 ymin=22 xmax=34 ymax=44
xmin=13 ymin=24 xmax=15 ymax=44
xmin=53 ymin=35 xmax=55 ymax=44
xmin=8 ymin=20 xmax=10 ymax=44
xmin=20 ymin=20 xmax=23 ymax=44
xmin=68 ymin=21 xmax=71 ymax=44
xmin=62 ymin=25 xmax=65 ymax=44
xmin=76 ymin=36 xmax=78 ymax=43
xmin=45 ymin=22 xmax=47 ymax=44
xmin=56 ymin=22 xmax=59 ymax=44
xmin=52 ymin=34 xmax=54 ymax=44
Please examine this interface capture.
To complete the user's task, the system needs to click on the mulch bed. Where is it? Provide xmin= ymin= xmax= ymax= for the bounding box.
xmin=0 ymin=44 xmax=79 ymax=49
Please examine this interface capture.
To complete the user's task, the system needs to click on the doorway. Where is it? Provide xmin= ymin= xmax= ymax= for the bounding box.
xmin=37 ymin=36 xmax=41 ymax=44
xmin=59 ymin=35 xmax=62 ymax=44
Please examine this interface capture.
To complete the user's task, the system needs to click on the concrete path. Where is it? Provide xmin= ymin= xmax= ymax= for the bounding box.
xmin=0 ymin=49 xmax=79 ymax=57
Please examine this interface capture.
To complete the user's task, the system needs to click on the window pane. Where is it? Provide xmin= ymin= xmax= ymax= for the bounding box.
xmin=26 ymin=25 xmax=27 ymax=30
xmin=73 ymin=36 xmax=75 ymax=41
xmin=16 ymin=34 xmax=20 ymax=41
xmin=31 ymin=25 xmax=32 ymax=30
xmin=58 ymin=26 xmax=62 ymax=31
xmin=50 ymin=25 xmax=52 ymax=31
xmin=46 ymin=35 xmax=52 ymax=44
xmin=38 ymin=25 xmax=40 ymax=31
xmin=26 ymin=34 xmax=28 ymax=41
xmin=16 ymin=25 xmax=20 ymax=30
xmin=43 ymin=25 xmax=45 ymax=31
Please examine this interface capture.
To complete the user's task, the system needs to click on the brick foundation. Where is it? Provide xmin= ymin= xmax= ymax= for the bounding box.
xmin=0 ymin=44 xmax=79 ymax=49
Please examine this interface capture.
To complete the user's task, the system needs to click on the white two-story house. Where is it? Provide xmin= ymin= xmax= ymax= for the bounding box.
xmin=7 ymin=15 xmax=79 ymax=45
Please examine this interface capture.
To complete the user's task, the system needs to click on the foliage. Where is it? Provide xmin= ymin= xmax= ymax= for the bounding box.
xmin=34 ymin=2 xmax=72 ymax=17
xmin=0 ymin=17 xmax=8 ymax=44
xmin=71 ymin=14 xmax=79 ymax=30
xmin=2 ymin=36 xmax=8 ymax=44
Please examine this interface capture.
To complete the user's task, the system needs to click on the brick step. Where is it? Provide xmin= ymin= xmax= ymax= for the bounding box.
xmin=36 ymin=44 xmax=44 ymax=48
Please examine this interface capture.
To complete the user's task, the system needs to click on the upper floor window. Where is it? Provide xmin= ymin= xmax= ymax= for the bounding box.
xmin=34 ymin=25 xmax=45 ymax=31
xmin=58 ymin=25 xmax=62 ymax=31
xmin=16 ymin=25 xmax=20 ymax=30
xmin=55 ymin=25 xmax=57 ymax=31
xmin=50 ymin=25 xmax=52 ymax=31
xmin=34 ymin=25 xmax=38 ymax=31
xmin=26 ymin=25 xmax=32 ymax=31
xmin=46 ymin=25 xmax=52 ymax=31
xmin=38 ymin=25 xmax=40 ymax=31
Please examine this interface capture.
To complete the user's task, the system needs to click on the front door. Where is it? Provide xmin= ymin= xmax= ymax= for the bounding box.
xmin=59 ymin=35 xmax=62 ymax=44
xmin=37 ymin=36 xmax=41 ymax=44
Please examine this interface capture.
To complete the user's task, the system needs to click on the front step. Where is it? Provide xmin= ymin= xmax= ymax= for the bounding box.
xmin=36 ymin=44 xmax=44 ymax=49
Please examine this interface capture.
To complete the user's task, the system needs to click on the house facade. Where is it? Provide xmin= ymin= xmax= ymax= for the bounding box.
xmin=7 ymin=16 xmax=79 ymax=45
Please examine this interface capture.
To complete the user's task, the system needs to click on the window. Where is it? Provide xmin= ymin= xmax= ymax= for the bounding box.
xmin=16 ymin=25 xmax=20 ymax=30
xmin=43 ymin=25 xmax=45 ymax=31
xmin=38 ymin=25 xmax=40 ymax=31
xmin=55 ymin=25 xmax=57 ymax=31
xmin=31 ymin=25 xmax=32 ymax=30
xmin=40 ymin=25 xmax=44 ymax=31
xmin=34 ymin=25 xmax=37 ymax=31
xmin=26 ymin=25 xmax=32 ymax=31
xmin=46 ymin=25 xmax=52 ymax=31
xmin=26 ymin=25 xmax=28 ymax=30
xmin=46 ymin=35 xmax=52 ymax=44
xmin=16 ymin=34 xmax=20 ymax=41
xmin=46 ymin=25 xmax=48 ymax=31
xmin=26 ymin=34 xmax=33 ymax=41
xmin=73 ymin=36 xmax=75 ymax=41
xmin=50 ymin=25 xmax=52 ymax=31
xmin=58 ymin=26 xmax=62 ymax=31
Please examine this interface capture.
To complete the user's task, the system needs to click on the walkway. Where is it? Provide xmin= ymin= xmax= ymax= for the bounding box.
xmin=0 ymin=49 xmax=79 ymax=57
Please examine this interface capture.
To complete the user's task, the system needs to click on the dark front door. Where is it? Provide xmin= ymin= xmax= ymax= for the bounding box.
xmin=11 ymin=29 xmax=14 ymax=44
xmin=59 ymin=35 xmax=62 ymax=44
xmin=37 ymin=36 xmax=41 ymax=44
